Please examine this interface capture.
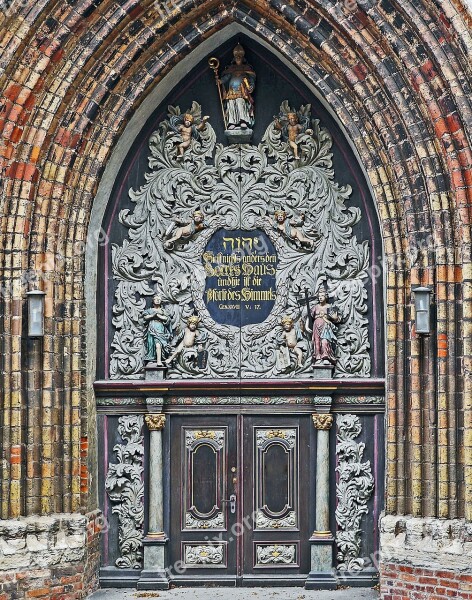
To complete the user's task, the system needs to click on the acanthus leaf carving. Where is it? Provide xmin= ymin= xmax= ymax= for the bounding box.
xmin=335 ymin=414 xmax=374 ymax=571
xmin=105 ymin=415 xmax=144 ymax=569
xmin=110 ymin=102 xmax=371 ymax=380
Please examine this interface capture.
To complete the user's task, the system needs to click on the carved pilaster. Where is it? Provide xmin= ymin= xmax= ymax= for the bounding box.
xmin=307 ymin=410 xmax=336 ymax=589
xmin=312 ymin=414 xmax=333 ymax=430
xmin=145 ymin=414 xmax=166 ymax=431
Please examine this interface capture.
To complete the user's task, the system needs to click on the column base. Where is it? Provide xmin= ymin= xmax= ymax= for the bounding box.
xmin=137 ymin=535 xmax=169 ymax=590
xmin=305 ymin=571 xmax=338 ymax=590
xmin=306 ymin=534 xmax=336 ymax=589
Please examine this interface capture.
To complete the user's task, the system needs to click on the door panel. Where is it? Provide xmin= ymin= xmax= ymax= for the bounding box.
xmin=170 ymin=416 xmax=238 ymax=577
xmin=169 ymin=414 xmax=312 ymax=583
xmin=243 ymin=416 xmax=312 ymax=579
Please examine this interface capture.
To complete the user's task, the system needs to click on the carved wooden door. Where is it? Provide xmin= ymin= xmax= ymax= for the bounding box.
xmin=169 ymin=415 xmax=239 ymax=582
xmin=168 ymin=414 xmax=312 ymax=585
xmin=242 ymin=415 xmax=311 ymax=583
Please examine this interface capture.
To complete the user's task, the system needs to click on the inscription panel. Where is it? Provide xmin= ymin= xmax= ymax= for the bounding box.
xmin=203 ymin=228 xmax=277 ymax=326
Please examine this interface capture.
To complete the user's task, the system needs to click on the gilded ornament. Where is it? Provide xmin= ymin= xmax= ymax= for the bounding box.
xmin=145 ymin=414 xmax=166 ymax=431
xmin=312 ymin=414 xmax=334 ymax=430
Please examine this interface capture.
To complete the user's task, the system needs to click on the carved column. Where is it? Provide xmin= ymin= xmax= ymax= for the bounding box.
xmin=306 ymin=408 xmax=336 ymax=590
xmin=137 ymin=412 xmax=169 ymax=590
xmin=146 ymin=414 xmax=166 ymax=535
xmin=312 ymin=413 xmax=333 ymax=536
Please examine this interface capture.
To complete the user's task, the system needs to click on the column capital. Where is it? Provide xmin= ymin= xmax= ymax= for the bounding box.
xmin=145 ymin=414 xmax=166 ymax=431
xmin=312 ymin=413 xmax=333 ymax=430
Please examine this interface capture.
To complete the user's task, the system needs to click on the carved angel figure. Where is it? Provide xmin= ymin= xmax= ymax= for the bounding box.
xmin=166 ymin=315 xmax=208 ymax=365
xmin=276 ymin=315 xmax=305 ymax=368
xmin=267 ymin=209 xmax=319 ymax=249
xmin=164 ymin=210 xmax=207 ymax=250
xmin=274 ymin=102 xmax=313 ymax=159
xmin=142 ymin=294 xmax=173 ymax=365
xmin=170 ymin=109 xmax=209 ymax=158
xmin=308 ymin=286 xmax=341 ymax=365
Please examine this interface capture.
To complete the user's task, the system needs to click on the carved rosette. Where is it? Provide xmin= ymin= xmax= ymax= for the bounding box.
xmin=335 ymin=414 xmax=374 ymax=571
xmin=145 ymin=414 xmax=166 ymax=431
xmin=105 ymin=416 xmax=144 ymax=569
xmin=110 ymin=101 xmax=371 ymax=381
xmin=312 ymin=414 xmax=334 ymax=430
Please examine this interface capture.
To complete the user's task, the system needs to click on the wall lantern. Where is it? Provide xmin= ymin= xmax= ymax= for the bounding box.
xmin=27 ymin=290 xmax=46 ymax=337
xmin=413 ymin=286 xmax=432 ymax=335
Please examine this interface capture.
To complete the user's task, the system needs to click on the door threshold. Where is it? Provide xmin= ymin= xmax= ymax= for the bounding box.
xmin=170 ymin=576 xmax=237 ymax=587
xmin=241 ymin=574 xmax=307 ymax=587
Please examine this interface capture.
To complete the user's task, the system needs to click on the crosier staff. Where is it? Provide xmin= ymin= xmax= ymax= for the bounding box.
xmin=208 ymin=57 xmax=228 ymax=130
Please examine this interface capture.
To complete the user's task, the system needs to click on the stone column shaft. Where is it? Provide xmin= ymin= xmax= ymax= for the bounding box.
xmin=145 ymin=414 xmax=166 ymax=535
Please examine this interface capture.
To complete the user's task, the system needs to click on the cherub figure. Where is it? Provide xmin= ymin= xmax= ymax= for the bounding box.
xmin=164 ymin=210 xmax=207 ymax=250
xmin=170 ymin=111 xmax=209 ymax=159
xmin=277 ymin=315 xmax=305 ymax=367
xmin=268 ymin=209 xmax=319 ymax=249
xmin=275 ymin=112 xmax=313 ymax=159
xmin=165 ymin=315 xmax=208 ymax=365
xmin=274 ymin=102 xmax=313 ymax=159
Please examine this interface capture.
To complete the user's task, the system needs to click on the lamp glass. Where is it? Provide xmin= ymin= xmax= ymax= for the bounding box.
xmin=413 ymin=287 xmax=431 ymax=335
xmin=27 ymin=292 xmax=45 ymax=337
xmin=415 ymin=309 xmax=430 ymax=334
xmin=415 ymin=294 xmax=429 ymax=311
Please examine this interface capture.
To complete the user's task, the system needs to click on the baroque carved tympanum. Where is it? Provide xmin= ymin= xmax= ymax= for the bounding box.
xmin=110 ymin=100 xmax=371 ymax=380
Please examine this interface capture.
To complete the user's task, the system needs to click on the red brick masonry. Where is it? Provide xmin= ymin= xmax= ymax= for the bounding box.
xmin=0 ymin=511 xmax=101 ymax=600
xmin=381 ymin=563 xmax=472 ymax=599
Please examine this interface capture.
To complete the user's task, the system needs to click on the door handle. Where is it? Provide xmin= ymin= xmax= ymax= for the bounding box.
xmin=222 ymin=494 xmax=237 ymax=514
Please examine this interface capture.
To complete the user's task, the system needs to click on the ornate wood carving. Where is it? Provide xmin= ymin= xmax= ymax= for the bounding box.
xmin=109 ymin=102 xmax=371 ymax=380
xmin=255 ymin=544 xmax=297 ymax=565
xmin=255 ymin=427 xmax=298 ymax=529
xmin=145 ymin=413 xmax=166 ymax=430
xmin=312 ymin=414 xmax=334 ymax=430
xmin=105 ymin=415 xmax=144 ymax=569
xmin=184 ymin=544 xmax=225 ymax=566
xmin=183 ymin=428 xmax=226 ymax=530
xmin=335 ymin=414 xmax=374 ymax=571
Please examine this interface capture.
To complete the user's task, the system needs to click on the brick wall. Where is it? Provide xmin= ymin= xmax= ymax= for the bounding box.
xmin=381 ymin=564 xmax=472 ymax=599
xmin=380 ymin=515 xmax=472 ymax=599
xmin=0 ymin=511 xmax=101 ymax=600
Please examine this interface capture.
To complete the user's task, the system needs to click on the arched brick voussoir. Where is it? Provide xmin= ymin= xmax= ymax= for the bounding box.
xmin=325 ymin=1 xmax=467 ymax=255
xmin=0 ymin=0 xmax=444 ymax=270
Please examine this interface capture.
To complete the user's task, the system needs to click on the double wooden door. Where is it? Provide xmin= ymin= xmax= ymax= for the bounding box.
xmin=169 ymin=414 xmax=313 ymax=585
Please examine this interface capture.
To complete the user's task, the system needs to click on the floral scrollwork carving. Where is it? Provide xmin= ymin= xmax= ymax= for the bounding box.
xmin=145 ymin=414 xmax=166 ymax=431
xmin=335 ymin=414 xmax=374 ymax=571
xmin=105 ymin=415 xmax=144 ymax=569
xmin=312 ymin=414 xmax=334 ymax=430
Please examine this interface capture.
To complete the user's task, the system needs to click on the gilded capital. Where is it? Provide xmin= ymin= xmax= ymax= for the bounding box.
xmin=312 ymin=413 xmax=333 ymax=430
xmin=145 ymin=413 xmax=166 ymax=431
